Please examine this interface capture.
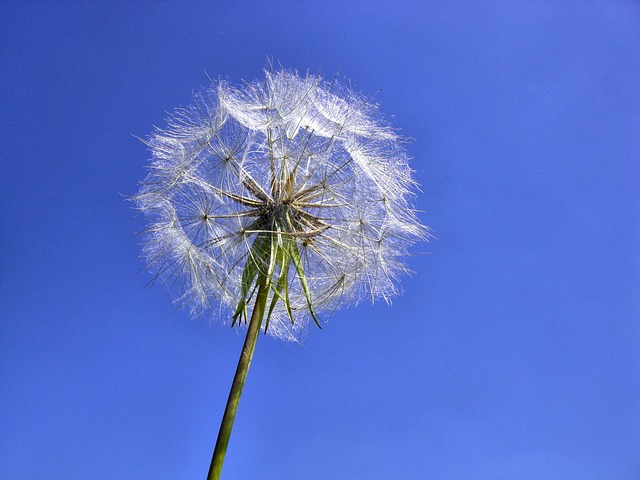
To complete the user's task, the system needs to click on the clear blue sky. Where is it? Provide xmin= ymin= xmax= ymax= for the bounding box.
xmin=1 ymin=2 xmax=639 ymax=479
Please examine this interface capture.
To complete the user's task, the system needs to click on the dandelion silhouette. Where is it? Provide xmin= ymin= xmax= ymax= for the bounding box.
xmin=134 ymin=66 xmax=427 ymax=479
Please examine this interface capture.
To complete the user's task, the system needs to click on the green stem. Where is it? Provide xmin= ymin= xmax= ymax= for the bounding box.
xmin=208 ymin=275 xmax=270 ymax=480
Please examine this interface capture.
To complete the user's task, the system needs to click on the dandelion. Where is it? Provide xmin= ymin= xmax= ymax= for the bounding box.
xmin=134 ymin=65 xmax=427 ymax=479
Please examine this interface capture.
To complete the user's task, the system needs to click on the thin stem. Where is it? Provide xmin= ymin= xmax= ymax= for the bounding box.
xmin=208 ymin=275 xmax=270 ymax=480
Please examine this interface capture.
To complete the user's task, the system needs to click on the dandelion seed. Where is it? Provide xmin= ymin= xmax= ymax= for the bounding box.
xmin=133 ymin=65 xmax=428 ymax=479
xmin=136 ymin=67 xmax=427 ymax=337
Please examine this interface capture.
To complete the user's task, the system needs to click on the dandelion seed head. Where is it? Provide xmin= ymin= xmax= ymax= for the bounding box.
xmin=135 ymin=66 xmax=429 ymax=341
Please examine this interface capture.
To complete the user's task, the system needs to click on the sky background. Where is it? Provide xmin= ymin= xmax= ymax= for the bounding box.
xmin=1 ymin=1 xmax=639 ymax=479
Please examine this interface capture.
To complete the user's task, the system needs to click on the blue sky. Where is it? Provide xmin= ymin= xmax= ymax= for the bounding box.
xmin=1 ymin=1 xmax=639 ymax=479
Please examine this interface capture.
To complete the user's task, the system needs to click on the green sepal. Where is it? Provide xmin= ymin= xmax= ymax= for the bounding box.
xmin=288 ymin=238 xmax=321 ymax=329
xmin=232 ymin=235 xmax=269 ymax=326
xmin=232 ymin=228 xmax=321 ymax=334
xmin=265 ymin=240 xmax=295 ymax=332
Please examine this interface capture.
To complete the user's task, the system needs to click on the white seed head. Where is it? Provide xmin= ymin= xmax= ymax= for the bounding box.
xmin=134 ymin=66 xmax=429 ymax=341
